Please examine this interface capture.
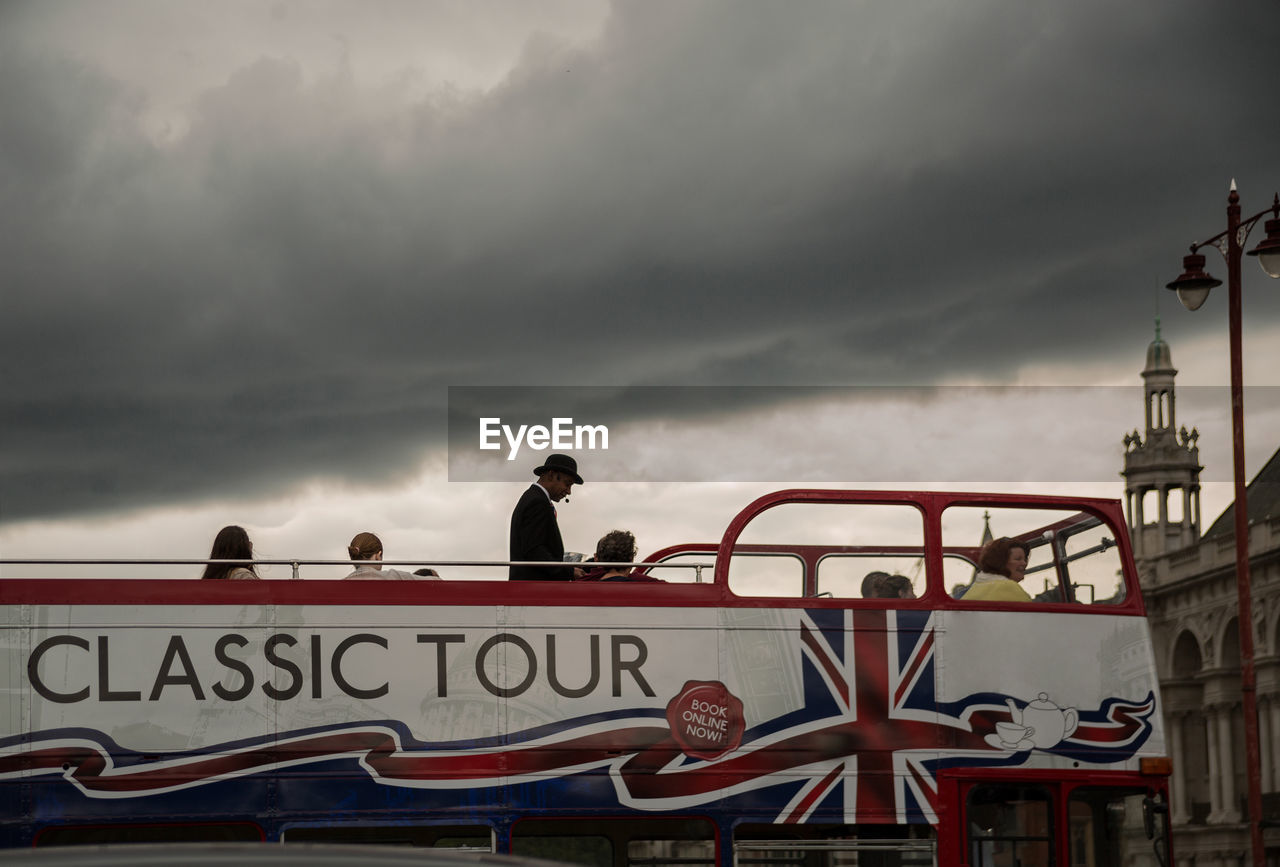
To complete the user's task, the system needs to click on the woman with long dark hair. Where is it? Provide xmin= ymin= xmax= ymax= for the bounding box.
xmin=200 ymin=525 xmax=260 ymax=580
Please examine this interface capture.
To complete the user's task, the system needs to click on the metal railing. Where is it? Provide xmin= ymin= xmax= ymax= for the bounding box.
xmin=0 ymin=559 xmax=717 ymax=582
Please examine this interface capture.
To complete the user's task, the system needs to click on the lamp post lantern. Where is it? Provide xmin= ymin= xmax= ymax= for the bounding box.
xmin=1165 ymin=181 xmax=1280 ymax=867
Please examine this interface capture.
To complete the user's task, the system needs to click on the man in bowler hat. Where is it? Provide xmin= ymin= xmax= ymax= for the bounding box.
xmin=509 ymin=453 xmax=583 ymax=580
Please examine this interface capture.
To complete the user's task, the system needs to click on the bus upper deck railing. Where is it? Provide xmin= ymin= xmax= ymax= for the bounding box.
xmin=0 ymin=489 xmax=1143 ymax=609
xmin=0 ymin=559 xmax=717 ymax=582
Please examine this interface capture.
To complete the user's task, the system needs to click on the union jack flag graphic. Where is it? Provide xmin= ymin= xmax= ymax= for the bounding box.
xmin=0 ymin=610 xmax=1155 ymax=824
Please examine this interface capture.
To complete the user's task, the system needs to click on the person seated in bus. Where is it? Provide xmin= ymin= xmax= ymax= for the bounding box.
xmin=860 ymin=570 xmax=891 ymax=598
xmin=200 ymin=525 xmax=261 ymax=580
xmin=961 ymin=537 xmax=1032 ymax=602
xmin=884 ymin=573 xmax=915 ymax=598
xmin=579 ymin=530 xmax=663 ymax=582
xmin=343 ymin=531 xmax=433 ymax=580
xmin=861 ymin=571 xmax=914 ymax=599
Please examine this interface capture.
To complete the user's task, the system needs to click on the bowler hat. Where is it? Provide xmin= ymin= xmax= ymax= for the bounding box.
xmin=534 ymin=453 xmax=583 ymax=484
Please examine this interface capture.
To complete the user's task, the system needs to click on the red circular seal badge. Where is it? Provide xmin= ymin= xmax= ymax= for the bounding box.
xmin=665 ymin=680 xmax=745 ymax=760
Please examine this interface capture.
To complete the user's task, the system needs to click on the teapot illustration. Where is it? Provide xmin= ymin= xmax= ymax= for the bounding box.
xmin=1008 ymin=693 xmax=1078 ymax=749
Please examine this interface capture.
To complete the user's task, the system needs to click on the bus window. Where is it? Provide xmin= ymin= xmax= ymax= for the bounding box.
xmin=1059 ymin=522 xmax=1126 ymax=605
xmin=512 ymin=818 xmax=715 ymax=867
xmin=944 ymin=552 xmax=982 ymax=599
xmin=732 ymin=503 xmax=925 ymax=599
xmin=283 ymin=824 xmax=493 ymax=849
xmin=513 ymin=833 xmax=612 ymax=866
xmin=642 ymin=551 xmax=715 ymax=584
xmin=816 ymin=554 xmax=925 ymax=599
xmin=734 ymin=823 xmax=935 ymax=866
xmin=965 ymin=783 xmax=1053 ymax=867
xmin=725 ymin=552 xmax=806 ymax=598
xmin=943 ymin=506 xmax=1074 ymax=603
xmin=1068 ymin=788 xmax=1167 ymax=867
xmin=626 ymin=837 xmax=715 ymax=867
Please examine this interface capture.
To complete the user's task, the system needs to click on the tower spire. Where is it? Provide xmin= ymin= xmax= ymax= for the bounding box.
xmin=1122 ymin=327 xmax=1202 ymax=562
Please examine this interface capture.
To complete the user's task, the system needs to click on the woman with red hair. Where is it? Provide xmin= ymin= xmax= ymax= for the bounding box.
xmin=963 ymin=536 xmax=1032 ymax=602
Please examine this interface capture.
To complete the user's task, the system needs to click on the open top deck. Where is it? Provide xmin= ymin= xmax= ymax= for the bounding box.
xmin=0 ymin=490 xmax=1170 ymax=864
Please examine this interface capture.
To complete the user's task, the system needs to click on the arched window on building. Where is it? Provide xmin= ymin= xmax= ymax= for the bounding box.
xmin=1219 ymin=619 xmax=1246 ymax=822
xmin=1171 ymin=630 xmax=1209 ymax=824
xmin=1148 ymin=390 xmax=1172 ymax=430
xmin=1171 ymin=629 xmax=1202 ymax=677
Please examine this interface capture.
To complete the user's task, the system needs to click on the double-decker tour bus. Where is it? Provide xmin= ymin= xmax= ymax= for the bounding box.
xmin=1 ymin=490 xmax=1172 ymax=865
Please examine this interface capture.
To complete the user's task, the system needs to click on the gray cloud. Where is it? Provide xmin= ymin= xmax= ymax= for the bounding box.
xmin=3 ymin=0 xmax=1279 ymax=523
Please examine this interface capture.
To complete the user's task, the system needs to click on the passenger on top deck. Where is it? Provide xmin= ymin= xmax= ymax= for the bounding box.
xmin=962 ymin=537 xmax=1032 ymax=602
xmin=862 ymin=571 xmax=914 ymax=599
xmin=200 ymin=525 xmax=260 ymax=580
xmin=343 ymin=531 xmax=430 ymax=580
xmin=860 ymin=571 xmax=891 ymax=598
xmin=884 ymin=574 xmax=915 ymax=598
xmin=509 ymin=453 xmax=583 ymax=580
xmin=579 ymin=530 xmax=663 ymax=582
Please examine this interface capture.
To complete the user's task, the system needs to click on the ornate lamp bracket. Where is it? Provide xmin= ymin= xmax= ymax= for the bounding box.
xmin=1199 ymin=207 xmax=1271 ymax=262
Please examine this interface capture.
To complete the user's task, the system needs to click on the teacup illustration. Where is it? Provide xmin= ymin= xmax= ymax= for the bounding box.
xmin=995 ymin=720 xmax=1033 ymax=747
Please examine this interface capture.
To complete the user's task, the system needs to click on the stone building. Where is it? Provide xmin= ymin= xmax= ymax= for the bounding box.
xmin=1122 ymin=325 xmax=1280 ymax=866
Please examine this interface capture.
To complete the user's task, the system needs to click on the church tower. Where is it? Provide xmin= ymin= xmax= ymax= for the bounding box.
xmin=1122 ymin=321 xmax=1203 ymax=559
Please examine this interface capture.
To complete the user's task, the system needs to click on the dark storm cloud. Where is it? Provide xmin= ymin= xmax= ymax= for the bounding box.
xmin=2 ymin=0 xmax=1278 ymax=522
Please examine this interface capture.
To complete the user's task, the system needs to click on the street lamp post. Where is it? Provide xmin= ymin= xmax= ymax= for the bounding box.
xmin=1166 ymin=181 xmax=1280 ymax=867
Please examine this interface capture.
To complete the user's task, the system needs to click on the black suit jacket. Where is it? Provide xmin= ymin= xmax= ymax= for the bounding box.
xmin=509 ymin=484 xmax=573 ymax=580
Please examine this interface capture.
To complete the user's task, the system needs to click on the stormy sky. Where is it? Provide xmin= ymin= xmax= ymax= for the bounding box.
xmin=3 ymin=0 xmax=1279 ymax=572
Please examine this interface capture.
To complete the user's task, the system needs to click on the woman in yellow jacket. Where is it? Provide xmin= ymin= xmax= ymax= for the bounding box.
xmin=963 ymin=537 xmax=1032 ymax=602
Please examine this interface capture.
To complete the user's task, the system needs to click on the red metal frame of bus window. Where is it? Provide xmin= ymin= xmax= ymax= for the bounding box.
xmin=709 ymin=489 xmax=1144 ymax=615
xmin=935 ymin=767 xmax=1172 ymax=867
xmin=642 ymin=541 xmax=937 ymax=595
